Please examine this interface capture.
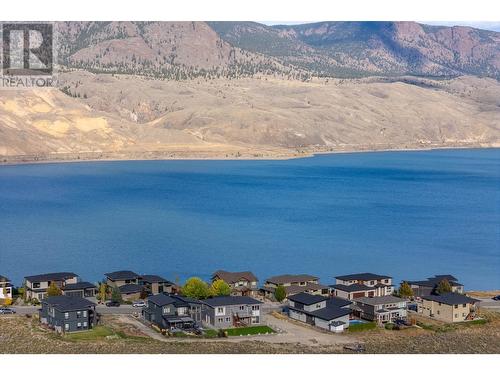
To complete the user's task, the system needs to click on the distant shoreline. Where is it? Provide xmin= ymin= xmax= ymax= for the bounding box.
xmin=1 ymin=143 xmax=498 ymax=167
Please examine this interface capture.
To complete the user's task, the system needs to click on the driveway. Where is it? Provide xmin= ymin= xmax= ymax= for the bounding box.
xmin=116 ymin=313 xmax=356 ymax=347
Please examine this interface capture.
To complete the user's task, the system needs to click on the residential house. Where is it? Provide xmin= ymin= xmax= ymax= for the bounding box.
xmin=201 ymin=296 xmax=262 ymax=329
xmin=105 ymin=270 xmax=142 ymax=301
xmin=261 ymin=274 xmax=329 ymax=300
xmin=419 ymin=293 xmax=479 ymax=323
xmin=404 ymin=275 xmax=464 ymax=298
xmin=0 ymin=275 xmax=13 ymax=302
xmin=352 ymin=295 xmax=407 ymax=323
xmin=331 ymin=272 xmax=394 ymax=300
xmin=140 ymin=275 xmax=174 ymax=295
xmin=24 ymin=272 xmax=79 ymax=301
xmin=211 ymin=270 xmax=259 ymax=297
xmin=288 ymin=292 xmax=352 ymax=332
xmin=61 ymin=282 xmax=96 ymax=298
xmin=142 ymin=293 xmax=203 ymax=330
xmin=40 ymin=295 xmax=96 ymax=333
xmin=104 ymin=270 xmax=140 ymax=289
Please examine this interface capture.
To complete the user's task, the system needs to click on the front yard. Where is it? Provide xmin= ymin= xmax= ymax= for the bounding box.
xmin=224 ymin=326 xmax=275 ymax=336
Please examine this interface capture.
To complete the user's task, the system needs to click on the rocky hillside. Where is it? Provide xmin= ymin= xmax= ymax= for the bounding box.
xmin=211 ymin=21 xmax=500 ymax=79
xmin=55 ymin=21 xmax=500 ymax=80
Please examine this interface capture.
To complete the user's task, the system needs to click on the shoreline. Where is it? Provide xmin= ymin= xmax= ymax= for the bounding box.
xmin=1 ymin=143 xmax=498 ymax=167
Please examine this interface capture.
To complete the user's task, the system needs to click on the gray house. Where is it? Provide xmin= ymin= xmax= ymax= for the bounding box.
xmin=61 ymin=282 xmax=96 ymax=298
xmin=352 ymin=295 xmax=407 ymax=323
xmin=40 ymin=295 xmax=97 ymax=333
xmin=404 ymin=275 xmax=464 ymax=298
xmin=288 ymin=292 xmax=352 ymax=332
xmin=142 ymin=293 xmax=203 ymax=330
xmin=201 ymin=296 xmax=262 ymax=329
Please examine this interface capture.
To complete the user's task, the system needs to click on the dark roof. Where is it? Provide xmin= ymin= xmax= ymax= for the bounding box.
xmin=105 ymin=270 xmax=139 ymax=281
xmin=407 ymin=275 xmax=463 ymax=288
xmin=266 ymin=274 xmax=319 ymax=284
xmin=0 ymin=275 xmax=10 ymax=282
xmin=335 ymin=273 xmax=390 ymax=281
xmin=422 ymin=293 xmax=479 ymax=305
xmin=43 ymin=295 xmax=95 ymax=311
xmin=62 ymin=282 xmax=96 ymax=291
xmin=141 ymin=275 xmax=172 ymax=284
xmin=212 ymin=270 xmax=258 ymax=283
xmin=327 ymin=297 xmax=352 ymax=308
xmin=119 ymin=284 xmax=143 ymax=294
xmin=25 ymin=272 xmax=78 ymax=282
xmin=147 ymin=293 xmax=201 ymax=307
xmin=309 ymin=306 xmax=351 ymax=321
xmin=353 ymin=295 xmax=406 ymax=306
xmin=330 ymin=283 xmax=375 ymax=292
xmin=202 ymin=296 xmax=262 ymax=307
xmin=288 ymin=292 xmax=328 ymax=305
xmin=148 ymin=293 xmax=178 ymax=306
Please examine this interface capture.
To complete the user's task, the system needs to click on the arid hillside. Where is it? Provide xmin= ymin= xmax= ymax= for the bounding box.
xmin=1 ymin=72 xmax=498 ymax=162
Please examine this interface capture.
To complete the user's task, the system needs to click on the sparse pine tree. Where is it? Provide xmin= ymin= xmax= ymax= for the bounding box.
xmin=274 ymin=285 xmax=286 ymax=302
xmin=436 ymin=279 xmax=452 ymax=295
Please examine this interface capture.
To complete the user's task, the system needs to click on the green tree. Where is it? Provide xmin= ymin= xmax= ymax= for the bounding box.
xmin=210 ymin=279 xmax=231 ymax=296
xmin=111 ymin=286 xmax=122 ymax=303
xmin=181 ymin=277 xmax=211 ymax=299
xmin=46 ymin=283 xmax=62 ymax=297
xmin=274 ymin=285 xmax=286 ymax=302
xmin=398 ymin=281 xmax=414 ymax=298
xmin=436 ymin=279 xmax=452 ymax=295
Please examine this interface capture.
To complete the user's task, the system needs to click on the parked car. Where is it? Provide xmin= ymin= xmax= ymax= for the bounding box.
xmin=0 ymin=308 xmax=16 ymax=314
xmin=492 ymin=295 xmax=500 ymax=301
xmin=132 ymin=301 xmax=146 ymax=308
xmin=106 ymin=301 xmax=121 ymax=307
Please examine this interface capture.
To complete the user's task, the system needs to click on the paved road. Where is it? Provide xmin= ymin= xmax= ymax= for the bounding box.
xmin=478 ymin=298 xmax=500 ymax=310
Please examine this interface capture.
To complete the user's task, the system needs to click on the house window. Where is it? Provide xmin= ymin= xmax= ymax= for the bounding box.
xmin=454 ymin=314 xmax=458 ymax=318
xmin=163 ymin=306 xmax=171 ymax=314
xmin=226 ymin=317 xmax=231 ymax=322
xmin=385 ymin=279 xmax=389 ymax=283
xmin=76 ymin=311 xmax=82 ymax=318
xmin=454 ymin=304 xmax=458 ymax=309
xmin=462 ymin=313 xmax=466 ymax=317
xmin=217 ymin=307 xmax=224 ymax=314
xmin=462 ymin=304 xmax=467 ymax=307
xmin=252 ymin=305 xmax=260 ymax=311
xmin=437 ymin=310 xmax=440 ymax=315
xmin=83 ymin=322 xmax=88 ymax=327
xmin=217 ymin=318 xmax=224 ymax=323
xmin=316 ymin=304 xmax=321 ymax=309
xmin=64 ymin=323 xmax=69 ymax=331
xmin=77 ymin=322 xmax=82 ymax=329
xmin=83 ymin=311 xmax=87 ymax=318
xmin=64 ymin=312 xmax=69 ymax=319
xmin=370 ymin=281 xmax=374 ymax=285
xmin=239 ymin=305 xmax=245 ymax=310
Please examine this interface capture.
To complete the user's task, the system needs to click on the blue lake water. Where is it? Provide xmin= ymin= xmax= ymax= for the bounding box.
xmin=0 ymin=149 xmax=499 ymax=290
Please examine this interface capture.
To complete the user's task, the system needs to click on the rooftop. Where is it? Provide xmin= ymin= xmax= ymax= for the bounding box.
xmin=202 ymin=296 xmax=262 ymax=307
xmin=0 ymin=275 xmax=10 ymax=282
xmin=422 ymin=292 xmax=479 ymax=305
xmin=43 ymin=295 xmax=95 ymax=311
xmin=353 ymin=295 xmax=406 ymax=306
xmin=407 ymin=275 xmax=463 ymax=288
xmin=105 ymin=270 xmax=139 ymax=281
xmin=141 ymin=274 xmax=172 ymax=284
xmin=25 ymin=272 xmax=78 ymax=283
xmin=147 ymin=293 xmax=201 ymax=307
xmin=119 ymin=284 xmax=143 ymax=294
xmin=266 ymin=274 xmax=319 ymax=285
xmin=330 ymin=283 xmax=375 ymax=292
xmin=61 ymin=282 xmax=96 ymax=291
xmin=336 ymin=273 xmax=390 ymax=281
xmin=288 ymin=292 xmax=328 ymax=305
xmin=212 ymin=270 xmax=258 ymax=284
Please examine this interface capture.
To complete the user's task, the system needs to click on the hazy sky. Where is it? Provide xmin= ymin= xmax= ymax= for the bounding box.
xmin=262 ymin=21 xmax=500 ymax=32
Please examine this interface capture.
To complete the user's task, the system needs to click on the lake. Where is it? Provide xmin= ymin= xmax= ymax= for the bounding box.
xmin=0 ymin=149 xmax=499 ymax=290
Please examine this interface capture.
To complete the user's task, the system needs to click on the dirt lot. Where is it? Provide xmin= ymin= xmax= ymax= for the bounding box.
xmin=1 ymin=312 xmax=499 ymax=354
